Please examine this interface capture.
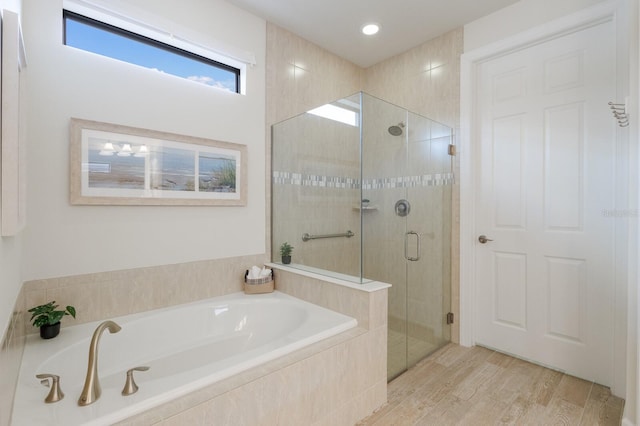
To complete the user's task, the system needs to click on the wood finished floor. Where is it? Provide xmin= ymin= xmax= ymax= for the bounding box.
xmin=359 ymin=344 xmax=624 ymax=426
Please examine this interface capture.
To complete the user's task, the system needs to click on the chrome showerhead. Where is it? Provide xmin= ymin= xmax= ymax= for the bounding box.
xmin=388 ymin=122 xmax=405 ymax=136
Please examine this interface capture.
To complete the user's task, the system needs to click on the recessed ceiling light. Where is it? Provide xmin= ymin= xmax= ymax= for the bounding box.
xmin=361 ymin=23 xmax=380 ymax=36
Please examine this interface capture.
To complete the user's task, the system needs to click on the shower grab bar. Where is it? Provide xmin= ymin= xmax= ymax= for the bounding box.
xmin=302 ymin=230 xmax=355 ymax=242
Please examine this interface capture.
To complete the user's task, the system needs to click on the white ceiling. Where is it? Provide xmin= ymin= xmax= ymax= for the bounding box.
xmin=226 ymin=0 xmax=520 ymax=68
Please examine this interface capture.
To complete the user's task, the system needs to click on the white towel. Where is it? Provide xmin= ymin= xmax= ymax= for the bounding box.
xmin=260 ymin=267 xmax=272 ymax=278
xmin=248 ymin=265 xmax=262 ymax=279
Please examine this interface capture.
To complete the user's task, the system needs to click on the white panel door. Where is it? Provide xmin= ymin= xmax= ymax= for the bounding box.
xmin=474 ymin=20 xmax=616 ymax=385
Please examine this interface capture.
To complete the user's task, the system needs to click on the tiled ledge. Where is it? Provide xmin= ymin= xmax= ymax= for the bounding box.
xmin=267 ymin=262 xmax=391 ymax=293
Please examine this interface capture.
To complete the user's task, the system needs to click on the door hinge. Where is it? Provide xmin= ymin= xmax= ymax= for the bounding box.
xmin=448 ymin=144 xmax=456 ymax=156
xmin=446 ymin=312 xmax=454 ymax=325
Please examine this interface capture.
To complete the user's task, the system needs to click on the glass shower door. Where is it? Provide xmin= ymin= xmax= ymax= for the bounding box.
xmin=403 ymin=112 xmax=452 ymax=370
xmin=362 ymin=96 xmax=452 ymax=380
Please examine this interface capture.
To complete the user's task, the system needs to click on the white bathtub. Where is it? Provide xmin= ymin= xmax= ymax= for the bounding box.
xmin=12 ymin=291 xmax=357 ymax=425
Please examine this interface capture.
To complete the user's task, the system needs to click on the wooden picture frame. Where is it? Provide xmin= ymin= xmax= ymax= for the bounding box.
xmin=70 ymin=118 xmax=247 ymax=206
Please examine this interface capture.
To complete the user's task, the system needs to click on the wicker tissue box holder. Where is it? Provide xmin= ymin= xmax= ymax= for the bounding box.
xmin=244 ymin=270 xmax=274 ymax=294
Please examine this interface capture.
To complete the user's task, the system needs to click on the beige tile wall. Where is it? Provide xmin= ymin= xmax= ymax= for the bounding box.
xmin=363 ymin=29 xmax=462 ymax=127
xmin=265 ymin=24 xmax=364 ymax=127
xmin=21 ymin=253 xmax=267 ymax=332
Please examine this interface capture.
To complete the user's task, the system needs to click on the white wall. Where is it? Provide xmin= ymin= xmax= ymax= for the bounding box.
xmin=464 ymin=0 xmax=608 ymax=51
xmin=21 ymin=0 xmax=266 ymax=281
xmin=624 ymin=1 xmax=640 ymax=424
xmin=0 ymin=0 xmax=24 ymax=343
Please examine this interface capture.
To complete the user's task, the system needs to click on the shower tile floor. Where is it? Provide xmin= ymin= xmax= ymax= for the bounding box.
xmin=364 ymin=343 xmax=624 ymax=425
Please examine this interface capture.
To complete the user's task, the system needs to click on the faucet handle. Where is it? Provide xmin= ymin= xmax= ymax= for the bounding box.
xmin=121 ymin=366 xmax=150 ymax=396
xmin=36 ymin=374 xmax=64 ymax=403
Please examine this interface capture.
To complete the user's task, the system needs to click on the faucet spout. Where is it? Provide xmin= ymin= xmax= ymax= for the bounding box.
xmin=78 ymin=320 xmax=121 ymax=406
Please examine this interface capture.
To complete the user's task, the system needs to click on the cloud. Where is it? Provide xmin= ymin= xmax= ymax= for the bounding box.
xmin=187 ymin=75 xmax=234 ymax=91
xmin=187 ymin=75 xmax=214 ymax=84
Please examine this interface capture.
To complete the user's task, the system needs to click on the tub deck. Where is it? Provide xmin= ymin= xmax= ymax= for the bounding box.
xmin=12 ymin=291 xmax=357 ymax=426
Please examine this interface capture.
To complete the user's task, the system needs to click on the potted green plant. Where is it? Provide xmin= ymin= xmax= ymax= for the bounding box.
xmin=279 ymin=242 xmax=293 ymax=264
xmin=28 ymin=301 xmax=76 ymax=339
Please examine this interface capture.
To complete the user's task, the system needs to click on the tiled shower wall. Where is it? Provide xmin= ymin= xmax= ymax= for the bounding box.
xmin=265 ymin=24 xmax=364 ymax=268
xmin=364 ymin=29 xmax=463 ymax=343
xmin=271 ymin=111 xmax=361 ymax=276
xmin=267 ymin=24 xmax=463 ymax=342
xmin=265 ymin=25 xmax=364 ymax=127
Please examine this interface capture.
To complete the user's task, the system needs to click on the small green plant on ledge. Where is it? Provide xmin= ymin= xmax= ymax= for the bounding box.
xmin=279 ymin=242 xmax=293 ymax=264
xmin=28 ymin=301 xmax=76 ymax=339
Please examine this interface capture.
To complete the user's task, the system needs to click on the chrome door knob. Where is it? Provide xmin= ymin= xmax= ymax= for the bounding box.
xmin=478 ymin=235 xmax=493 ymax=244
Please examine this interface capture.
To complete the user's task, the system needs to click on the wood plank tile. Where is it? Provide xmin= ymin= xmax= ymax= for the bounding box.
xmin=515 ymin=401 xmax=553 ymax=426
xmin=486 ymin=350 xmax=516 ymax=368
xmin=532 ymin=368 xmax=564 ymax=407
xmin=554 ymin=374 xmax=593 ymax=408
xmin=369 ymin=348 xmax=493 ymax=425
xmin=358 ymin=345 xmax=625 ymax=426
xmin=359 ymin=360 xmax=447 ymax=425
xmin=456 ymin=393 xmax=513 ymax=425
xmin=451 ymin=361 xmax=502 ymax=401
xmin=431 ymin=343 xmax=473 ymax=367
xmin=579 ymin=383 xmax=624 ymax=426
xmin=541 ymin=397 xmax=584 ymax=425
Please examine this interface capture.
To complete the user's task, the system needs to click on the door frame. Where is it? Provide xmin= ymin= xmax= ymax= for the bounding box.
xmin=459 ymin=0 xmax=630 ymax=398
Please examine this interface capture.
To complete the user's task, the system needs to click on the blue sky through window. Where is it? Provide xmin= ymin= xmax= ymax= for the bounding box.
xmin=65 ymin=15 xmax=238 ymax=92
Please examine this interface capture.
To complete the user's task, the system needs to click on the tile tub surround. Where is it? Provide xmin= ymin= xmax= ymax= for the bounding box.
xmin=21 ymin=253 xmax=267 ymax=333
xmin=1 ymin=254 xmax=266 ymax=425
xmin=117 ymin=266 xmax=389 ymax=425
xmin=6 ymin=261 xmax=388 ymax=425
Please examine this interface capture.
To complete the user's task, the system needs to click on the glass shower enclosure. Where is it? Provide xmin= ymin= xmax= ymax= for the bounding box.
xmin=271 ymin=92 xmax=453 ymax=380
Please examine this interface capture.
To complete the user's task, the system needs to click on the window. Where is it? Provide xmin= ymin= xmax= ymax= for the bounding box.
xmin=307 ymin=104 xmax=359 ymax=127
xmin=63 ymin=10 xmax=241 ymax=93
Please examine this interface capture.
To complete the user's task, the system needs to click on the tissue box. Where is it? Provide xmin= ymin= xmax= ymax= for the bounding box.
xmin=244 ymin=270 xmax=274 ymax=294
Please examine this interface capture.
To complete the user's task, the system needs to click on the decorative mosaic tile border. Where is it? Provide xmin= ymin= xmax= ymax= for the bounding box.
xmin=363 ymin=173 xmax=455 ymax=189
xmin=272 ymin=171 xmax=360 ymax=189
xmin=273 ymin=171 xmax=455 ymax=189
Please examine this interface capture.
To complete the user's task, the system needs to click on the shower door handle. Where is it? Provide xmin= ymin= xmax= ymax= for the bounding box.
xmin=405 ymin=231 xmax=421 ymax=261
